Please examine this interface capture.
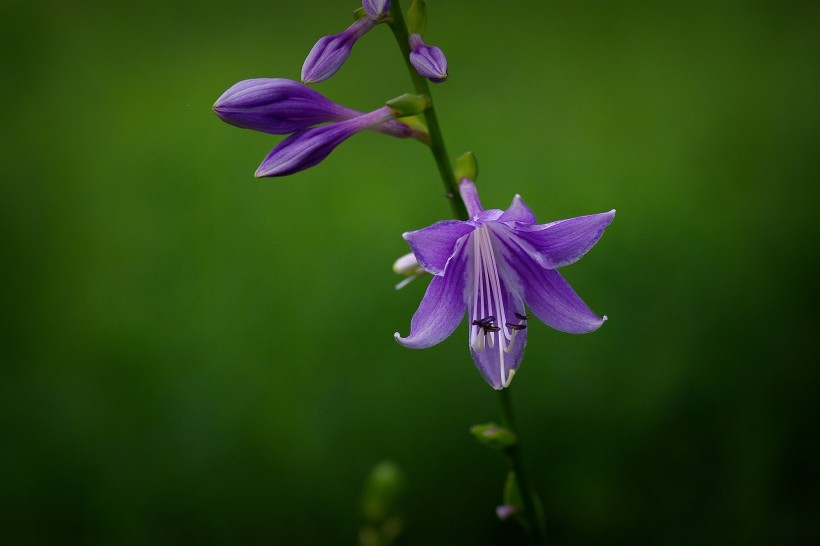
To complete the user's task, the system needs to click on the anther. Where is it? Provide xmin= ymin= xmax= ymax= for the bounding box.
xmin=506 ymin=323 xmax=527 ymax=331
xmin=514 ymin=312 xmax=531 ymax=321
xmin=472 ymin=316 xmax=500 ymax=333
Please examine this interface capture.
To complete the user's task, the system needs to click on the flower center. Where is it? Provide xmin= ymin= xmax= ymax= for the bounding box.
xmin=469 ymin=226 xmax=527 ymax=387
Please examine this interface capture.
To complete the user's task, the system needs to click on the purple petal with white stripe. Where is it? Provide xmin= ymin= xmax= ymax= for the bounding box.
xmin=394 ymin=240 xmax=468 ymax=349
xmin=497 ymin=195 xmax=536 ymax=224
xmin=403 ymin=220 xmax=475 ymax=276
xmin=494 ymin=233 xmax=606 ymax=333
xmin=511 ymin=210 xmax=616 ymax=269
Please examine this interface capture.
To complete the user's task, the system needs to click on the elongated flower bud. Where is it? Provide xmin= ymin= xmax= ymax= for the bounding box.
xmin=302 ymin=18 xmax=374 ymax=84
xmin=255 ymin=106 xmax=398 ymax=177
xmin=362 ymin=0 xmax=390 ymax=19
xmin=408 ymin=34 xmax=448 ymax=83
xmin=213 ymin=78 xmax=357 ymax=134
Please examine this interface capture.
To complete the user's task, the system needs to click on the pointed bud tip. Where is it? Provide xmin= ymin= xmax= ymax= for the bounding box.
xmin=386 ymin=93 xmax=432 ymax=117
xmin=455 ymin=151 xmax=478 ymax=182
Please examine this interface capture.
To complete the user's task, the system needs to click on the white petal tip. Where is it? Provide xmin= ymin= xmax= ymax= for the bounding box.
xmin=602 ymin=315 xmax=608 ymax=323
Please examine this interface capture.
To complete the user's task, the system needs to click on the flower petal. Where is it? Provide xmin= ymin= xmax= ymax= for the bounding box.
xmin=394 ymin=241 xmax=468 ymax=349
xmin=403 ymin=220 xmax=475 ymax=276
xmin=497 ymin=194 xmax=536 ymax=224
xmin=493 ymin=233 xmax=606 ymax=333
xmin=458 ymin=178 xmax=484 ymax=217
xmin=506 ymin=210 xmax=615 ymax=269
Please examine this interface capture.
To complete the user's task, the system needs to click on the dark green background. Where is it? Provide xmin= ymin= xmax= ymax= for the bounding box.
xmin=2 ymin=0 xmax=818 ymax=544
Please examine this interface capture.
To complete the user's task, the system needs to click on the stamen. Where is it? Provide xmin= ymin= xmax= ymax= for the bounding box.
xmin=501 ymin=368 xmax=516 ymax=388
xmin=469 ymin=226 xmax=523 ymax=388
xmin=472 ymin=316 xmax=500 ymax=333
xmin=503 ymin=328 xmax=520 ymax=353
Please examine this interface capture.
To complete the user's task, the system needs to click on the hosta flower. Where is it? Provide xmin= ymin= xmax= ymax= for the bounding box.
xmin=255 ymin=106 xmax=399 ymax=177
xmin=408 ymin=34 xmax=448 ymax=83
xmin=302 ymin=18 xmax=375 ymax=84
xmin=213 ymin=78 xmax=414 ymax=139
xmin=395 ymin=179 xmax=614 ymax=389
xmin=213 ymin=78 xmax=360 ymax=134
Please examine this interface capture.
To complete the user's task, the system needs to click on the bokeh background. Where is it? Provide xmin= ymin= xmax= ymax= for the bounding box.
xmin=2 ymin=0 xmax=818 ymax=544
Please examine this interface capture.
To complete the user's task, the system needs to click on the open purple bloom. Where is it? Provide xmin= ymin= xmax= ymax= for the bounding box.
xmin=408 ymin=34 xmax=448 ymax=83
xmin=395 ymin=179 xmax=614 ymax=389
xmin=255 ymin=106 xmax=398 ymax=177
xmin=362 ymin=0 xmax=390 ymax=19
xmin=302 ymin=18 xmax=375 ymax=84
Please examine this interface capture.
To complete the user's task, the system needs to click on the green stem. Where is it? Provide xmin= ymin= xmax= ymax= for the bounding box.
xmin=388 ymin=2 xmax=545 ymax=543
xmin=497 ymin=388 xmax=547 ymax=545
xmin=387 ymin=1 xmax=468 ymax=220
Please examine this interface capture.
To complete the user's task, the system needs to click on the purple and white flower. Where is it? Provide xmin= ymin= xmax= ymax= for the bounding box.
xmin=302 ymin=18 xmax=375 ymax=84
xmin=408 ymin=34 xmax=448 ymax=83
xmin=395 ymin=179 xmax=614 ymax=389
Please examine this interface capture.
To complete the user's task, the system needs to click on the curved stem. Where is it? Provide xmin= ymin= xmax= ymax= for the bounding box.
xmin=497 ymin=388 xmax=547 ymax=545
xmin=387 ymin=1 xmax=468 ymax=220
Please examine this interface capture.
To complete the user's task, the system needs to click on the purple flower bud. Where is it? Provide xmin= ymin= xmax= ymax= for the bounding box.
xmin=301 ymin=18 xmax=374 ymax=84
xmin=255 ymin=106 xmax=397 ymax=177
xmin=496 ymin=505 xmax=519 ymax=521
xmin=408 ymin=34 xmax=448 ymax=83
xmin=362 ymin=0 xmax=390 ymax=19
xmin=213 ymin=78 xmax=358 ymax=134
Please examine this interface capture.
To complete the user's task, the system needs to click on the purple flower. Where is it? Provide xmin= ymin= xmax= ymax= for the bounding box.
xmin=408 ymin=34 xmax=448 ymax=83
xmin=255 ymin=106 xmax=398 ymax=177
xmin=302 ymin=18 xmax=374 ymax=84
xmin=362 ymin=0 xmax=390 ymax=19
xmin=213 ymin=78 xmax=414 ymax=139
xmin=394 ymin=179 xmax=614 ymax=389
xmin=213 ymin=78 xmax=358 ymax=134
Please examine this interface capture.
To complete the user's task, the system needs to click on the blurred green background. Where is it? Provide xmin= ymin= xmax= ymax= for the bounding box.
xmin=2 ymin=0 xmax=818 ymax=544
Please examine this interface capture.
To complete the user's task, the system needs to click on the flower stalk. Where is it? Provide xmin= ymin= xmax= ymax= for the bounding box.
xmin=387 ymin=0 xmax=467 ymax=220
xmin=388 ymin=2 xmax=549 ymax=543
xmin=497 ymin=387 xmax=547 ymax=545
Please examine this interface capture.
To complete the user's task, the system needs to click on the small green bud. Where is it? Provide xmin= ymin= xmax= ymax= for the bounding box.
xmin=502 ymin=471 xmax=524 ymax=511
xmin=455 ymin=151 xmax=479 ymax=182
xmin=361 ymin=460 xmax=406 ymax=523
xmin=353 ymin=7 xmax=368 ymax=20
xmin=469 ymin=422 xmax=518 ymax=449
xmin=386 ymin=93 xmax=432 ymax=117
xmin=407 ymin=0 xmax=428 ymax=35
